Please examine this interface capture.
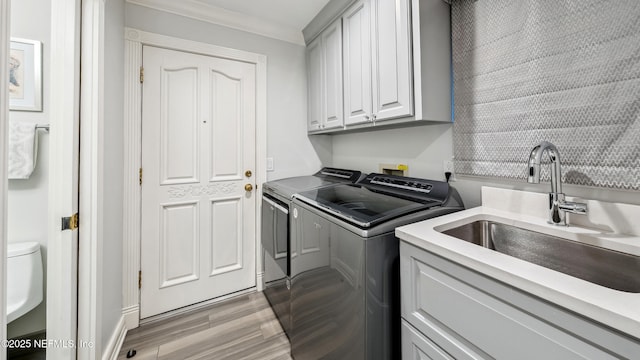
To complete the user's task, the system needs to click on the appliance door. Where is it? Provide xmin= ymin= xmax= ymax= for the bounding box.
xmin=261 ymin=195 xmax=291 ymax=334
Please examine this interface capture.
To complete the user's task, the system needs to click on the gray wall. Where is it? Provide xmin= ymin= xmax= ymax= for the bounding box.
xmin=332 ymin=124 xmax=640 ymax=209
xmin=332 ymin=124 xmax=453 ymax=181
xmin=125 ymin=3 xmax=332 ymax=180
xmin=8 ymin=0 xmax=51 ymax=339
xmin=101 ymin=0 xmax=125 ymax=351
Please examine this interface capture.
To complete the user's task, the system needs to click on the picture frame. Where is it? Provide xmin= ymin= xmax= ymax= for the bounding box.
xmin=9 ymin=38 xmax=42 ymax=112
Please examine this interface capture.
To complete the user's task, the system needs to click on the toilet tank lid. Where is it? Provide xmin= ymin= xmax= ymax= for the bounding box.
xmin=8 ymin=242 xmax=40 ymax=257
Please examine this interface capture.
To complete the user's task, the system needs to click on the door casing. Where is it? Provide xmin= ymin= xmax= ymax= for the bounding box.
xmin=0 ymin=0 xmax=83 ymax=359
xmin=122 ymin=28 xmax=267 ymax=329
xmin=0 ymin=2 xmax=10 ymax=357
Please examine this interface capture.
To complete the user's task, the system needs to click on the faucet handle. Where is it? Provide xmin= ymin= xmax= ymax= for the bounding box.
xmin=559 ymin=201 xmax=588 ymax=215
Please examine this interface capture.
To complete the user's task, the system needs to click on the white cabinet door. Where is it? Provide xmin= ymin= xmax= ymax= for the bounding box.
xmin=371 ymin=0 xmax=413 ymax=121
xmin=400 ymin=242 xmax=636 ymax=360
xmin=307 ymin=37 xmax=323 ymax=131
xmin=343 ymin=0 xmax=413 ymax=126
xmin=343 ymin=0 xmax=373 ymax=126
xmin=322 ymin=20 xmax=344 ymax=129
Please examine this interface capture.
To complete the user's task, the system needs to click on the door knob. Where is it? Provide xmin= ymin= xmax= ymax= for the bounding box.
xmin=245 ymin=170 xmax=252 ymax=178
xmin=244 ymin=184 xmax=253 ymax=192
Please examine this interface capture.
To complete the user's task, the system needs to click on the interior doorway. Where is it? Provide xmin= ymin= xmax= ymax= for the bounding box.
xmin=1 ymin=0 xmax=80 ymax=359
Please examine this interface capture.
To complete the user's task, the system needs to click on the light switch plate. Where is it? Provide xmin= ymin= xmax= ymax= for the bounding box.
xmin=266 ymin=157 xmax=274 ymax=171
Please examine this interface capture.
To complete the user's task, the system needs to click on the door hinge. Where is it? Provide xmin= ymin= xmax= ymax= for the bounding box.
xmin=138 ymin=270 xmax=142 ymax=289
xmin=139 ymin=168 xmax=143 ymax=185
xmin=139 ymin=67 xmax=144 ymax=83
xmin=61 ymin=213 xmax=79 ymax=231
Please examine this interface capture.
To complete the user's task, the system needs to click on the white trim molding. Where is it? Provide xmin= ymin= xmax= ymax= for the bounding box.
xmin=102 ymin=316 xmax=127 ymax=360
xmin=48 ymin=1 xmax=82 ymax=359
xmin=121 ymin=32 xmax=142 ymax=330
xmin=79 ymin=0 xmax=106 ymax=358
xmin=0 ymin=1 xmax=11 ymax=355
xmin=122 ymin=27 xmax=267 ymax=328
xmin=126 ymin=0 xmax=305 ymax=45
xmin=122 ymin=305 xmax=139 ymax=332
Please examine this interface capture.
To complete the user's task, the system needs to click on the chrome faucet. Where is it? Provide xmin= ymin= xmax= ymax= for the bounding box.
xmin=527 ymin=141 xmax=587 ymax=226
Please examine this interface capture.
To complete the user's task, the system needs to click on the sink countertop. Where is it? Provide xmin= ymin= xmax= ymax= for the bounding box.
xmin=396 ymin=186 xmax=640 ymax=340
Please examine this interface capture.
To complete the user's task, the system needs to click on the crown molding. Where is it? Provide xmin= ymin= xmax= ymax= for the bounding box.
xmin=127 ymin=0 xmax=305 ymax=45
xmin=302 ymin=0 xmax=355 ymax=44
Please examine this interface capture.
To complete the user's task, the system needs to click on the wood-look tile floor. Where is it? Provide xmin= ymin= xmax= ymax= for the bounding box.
xmin=118 ymin=292 xmax=292 ymax=360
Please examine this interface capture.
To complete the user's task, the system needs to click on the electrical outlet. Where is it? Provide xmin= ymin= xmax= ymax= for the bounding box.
xmin=266 ymin=157 xmax=274 ymax=171
xmin=443 ymin=160 xmax=454 ymax=172
xmin=443 ymin=159 xmax=455 ymax=181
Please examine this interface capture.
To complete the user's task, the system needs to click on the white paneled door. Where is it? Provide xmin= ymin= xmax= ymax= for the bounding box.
xmin=140 ymin=46 xmax=256 ymax=318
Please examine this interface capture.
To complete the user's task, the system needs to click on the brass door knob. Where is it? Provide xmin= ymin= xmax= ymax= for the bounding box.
xmin=245 ymin=170 xmax=252 ymax=178
xmin=244 ymin=184 xmax=253 ymax=192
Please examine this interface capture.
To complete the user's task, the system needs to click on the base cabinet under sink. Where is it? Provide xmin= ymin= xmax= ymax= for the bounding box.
xmin=400 ymin=242 xmax=640 ymax=360
xmin=402 ymin=320 xmax=454 ymax=360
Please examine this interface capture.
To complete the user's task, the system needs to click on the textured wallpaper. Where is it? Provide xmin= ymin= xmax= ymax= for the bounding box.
xmin=451 ymin=0 xmax=640 ymax=190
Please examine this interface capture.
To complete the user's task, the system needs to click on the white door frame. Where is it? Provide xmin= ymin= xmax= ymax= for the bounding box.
xmin=48 ymin=0 xmax=82 ymax=359
xmin=122 ymin=28 xmax=267 ymax=329
xmin=0 ymin=1 xmax=84 ymax=359
xmin=77 ymin=0 xmax=106 ymax=358
xmin=0 ymin=1 xmax=10 ymax=357
xmin=1 ymin=1 xmax=108 ymax=358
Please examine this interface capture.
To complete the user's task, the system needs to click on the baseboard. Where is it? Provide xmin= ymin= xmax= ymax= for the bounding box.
xmin=122 ymin=304 xmax=140 ymax=330
xmin=256 ymin=271 xmax=264 ymax=292
xmin=102 ymin=316 xmax=127 ymax=360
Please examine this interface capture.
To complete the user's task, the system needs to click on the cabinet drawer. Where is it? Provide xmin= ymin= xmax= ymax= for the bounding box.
xmin=400 ymin=242 xmax=638 ymax=360
xmin=402 ymin=320 xmax=454 ymax=360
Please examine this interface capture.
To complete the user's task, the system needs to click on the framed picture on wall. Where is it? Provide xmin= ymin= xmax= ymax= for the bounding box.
xmin=9 ymin=38 xmax=42 ymax=112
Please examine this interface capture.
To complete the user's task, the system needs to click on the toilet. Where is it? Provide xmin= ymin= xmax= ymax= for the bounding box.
xmin=7 ymin=242 xmax=43 ymax=323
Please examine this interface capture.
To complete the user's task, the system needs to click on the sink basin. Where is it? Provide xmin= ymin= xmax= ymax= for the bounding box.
xmin=441 ymin=220 xmax=640 ymax=293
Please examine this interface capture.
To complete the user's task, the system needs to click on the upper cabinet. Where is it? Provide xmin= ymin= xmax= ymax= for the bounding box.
xmin=306 ymin=0 xmax=451 ymax=134
xmin=344 ymin=0 xmax=413 ymax=125
xmin=342 ymin=0 xmax=373 ymax=125
xmin=307 ymin=19 xmax=344 ymax=132
xmin=307 ymin=37 xmax=323 ymax=131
